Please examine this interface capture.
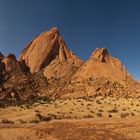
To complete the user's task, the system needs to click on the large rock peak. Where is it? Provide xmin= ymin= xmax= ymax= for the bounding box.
xmin=18 ymin=27 xmax=82 ymax=74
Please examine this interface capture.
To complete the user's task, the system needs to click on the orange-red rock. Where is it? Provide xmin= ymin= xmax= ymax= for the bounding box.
xmin=2 ymin=54 xmax=22 ymax=72
xmin=19 ymin=27 xmax=83 ymax=78
xmin=72 ymin=48 xmax=132 ymax=85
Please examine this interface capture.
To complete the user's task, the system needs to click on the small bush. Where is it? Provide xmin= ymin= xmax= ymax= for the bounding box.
xmin=29 ymin=119 xmax=39 ymax=123
xmin=34 ymin=110 xmax=40 ymax=113
xmin=1 ymin=119 xmax=14 ymax=124
xmin=98 ymin=109 xmax=104 ymax=112
xmin=87 ymin=103 xmax=92 ymax=106
xmin=83 ymin=114 xmax=93 ymax=118
xmin=18 ymin=119 xmax=27 ymax=124
xmin=107 ymin=108 xmax=118 ymax=113
xmin=35 ymin=113 xmax=53 ymax=121
xmin=96 ymin=100 xmax=102 ymax=104
xmin=119 ymin=112 xmax=129 ymax=118
xmin=89 ymin=110 xmax=95 ymax=113
xmin=96 ymin=112 xmax=102 ymax=117
xmin=131 ymin=112 xmax=135 ymax=116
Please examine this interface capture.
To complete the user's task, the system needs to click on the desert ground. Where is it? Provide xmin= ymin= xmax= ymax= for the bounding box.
xmin=0 ymin=96 xmax=140 ymax=140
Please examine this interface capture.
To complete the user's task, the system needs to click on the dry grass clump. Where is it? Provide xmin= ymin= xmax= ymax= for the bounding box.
xmin=130 ymin=112 xmax=135 ymax=116
xmin=83 ymin=114 xmax=93 ymax=118
xmin=96 ymin=112 xmax=102 ymax=117
xmin=96 ymin=99 xmax=102 ymax=104
xmin=1 ymin=119 xmax=14 ymax=124
xmin=18 ymin=119 xmax=27 ymax=124
xmin=29 ymin=119 xmax=39 ymax=123
xmin=98 ymin=109 xmax=104 ymax=112
xmin=107 ymin=108 xmax=118 ymax=113
xmin=119 ymin=112 xmax=129 ymax=118
xmin=35 ymin=113 xmax=52 ymax=121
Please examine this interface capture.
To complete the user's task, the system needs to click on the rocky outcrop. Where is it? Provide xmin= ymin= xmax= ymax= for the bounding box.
xmin=2 ymin=54 xmax=22 ymax=72
xmin=0 ymin=71 xmax=48 ymax=106
xmin=19 ymin=27 xmax=83 ymax=79
xmin=60 ymin=48 xmax=136 ymax=98
xmin=72 ymin=48 xmax=131 ymax=85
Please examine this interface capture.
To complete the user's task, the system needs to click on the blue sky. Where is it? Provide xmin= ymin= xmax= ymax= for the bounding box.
xmin=0 ymin=0 xmax=140 ymax=79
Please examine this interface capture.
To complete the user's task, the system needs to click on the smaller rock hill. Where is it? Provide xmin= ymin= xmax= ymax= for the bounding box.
xmin=72 ymin=48 xmax=132 ymax=85
xmin=62 ymin=48 xmax=139 ymax=98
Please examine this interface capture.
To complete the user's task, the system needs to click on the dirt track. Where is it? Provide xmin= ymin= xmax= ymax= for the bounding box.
xmin=0 ymin=117 xmax=140 ymax=140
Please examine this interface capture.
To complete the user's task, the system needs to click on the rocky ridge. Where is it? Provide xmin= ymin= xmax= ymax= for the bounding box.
xmin=0 ymin=27 xmax=140 ymax=106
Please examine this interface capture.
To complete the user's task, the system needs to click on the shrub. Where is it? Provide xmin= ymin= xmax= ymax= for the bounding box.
xmin=87 ymin=103 xmax=92 ymax=106
xmin=96 ymin=100 xmax=102 ymax=104
xmin=96 ymin=112 xmax=102 ymax=117
xmin=29 ymin=119 xmax=39 ymax=123
xmin=1 ymin=119 xmax=14 ymax=124
xmin=119 ymin=112 xmax=129 ymax=118
xmin=98 ymin=109 xmax=104 ymax=112
xmin=18 ymin=119 xmax=27 ymax=124
xmin=35 ymin=113 xmax=53 ymax=121
xmin=89 ymin=110 xmax=95 ymax=113
xmin=107 ymin=108 xmax=118 ymax=113
xmin=131 ymin=112 xmax=135 ymax=116
xmin=83 ymin=114 xmax=93 ymax=118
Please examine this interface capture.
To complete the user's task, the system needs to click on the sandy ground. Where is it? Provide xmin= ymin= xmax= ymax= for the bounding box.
xmin=0 ymin=117 xmax=140 ymax=140
xmin=0 ymin=96 xmax=140 ymax=140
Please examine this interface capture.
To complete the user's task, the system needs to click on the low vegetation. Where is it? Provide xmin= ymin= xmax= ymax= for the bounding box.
xmin=0 ymin=96 xmax=140 ymax=124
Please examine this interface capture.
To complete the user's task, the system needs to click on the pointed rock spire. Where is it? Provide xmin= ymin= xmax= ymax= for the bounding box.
xmin=18 ymin=27 xmax=83 ymax=78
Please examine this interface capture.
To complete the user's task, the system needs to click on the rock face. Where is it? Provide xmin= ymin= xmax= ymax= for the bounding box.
xmin=72 ymin=48 xmax=131 ymax=85
xmin=2 ymin=54 xmax=22 ymax=72
xmin=19 ymin=27 xmax=83 ymax=79
xmin=0 ymin=54 xmax=48 ymax=105
xmin=61 ymin=48 xmax=136 ymax=98
xmin=1 ymin=27 xmax=140 ymax=104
